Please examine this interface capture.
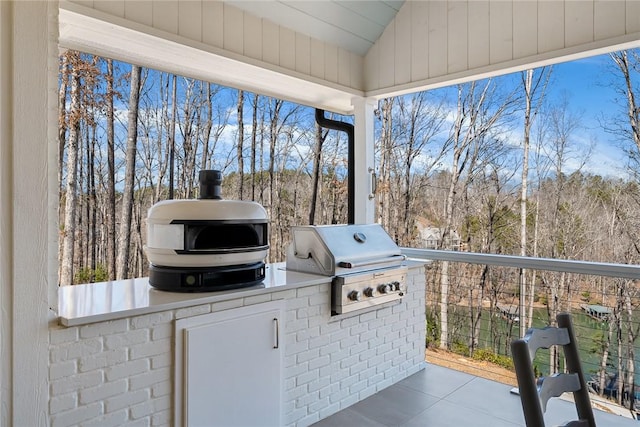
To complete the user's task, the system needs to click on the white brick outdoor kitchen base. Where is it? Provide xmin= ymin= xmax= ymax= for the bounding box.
xmin=50 ymin=263 xmax=426 ymax=427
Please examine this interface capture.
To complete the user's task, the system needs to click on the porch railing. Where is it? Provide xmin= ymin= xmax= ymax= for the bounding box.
xmin=401 ymin=247 xmax=640 ymax=414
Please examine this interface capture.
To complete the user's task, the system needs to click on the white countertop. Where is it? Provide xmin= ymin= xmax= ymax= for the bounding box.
xmin=58 ymin=263 xmax=330 ymax=327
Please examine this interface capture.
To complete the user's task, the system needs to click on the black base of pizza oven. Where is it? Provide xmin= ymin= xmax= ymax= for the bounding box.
xmin=149 ymin=262 xmax=265 ymax=292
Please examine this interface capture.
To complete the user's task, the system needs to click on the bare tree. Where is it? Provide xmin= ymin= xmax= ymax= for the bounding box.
xmin=609 ymin=51 xmax=640 ymax=171
xmin=148 ymin=74 xmax=166 ymax=202
xmin=376 ymin=98 xmax=394 ymax=230
xmin=540 ymin=95 xmax=590 ymax=373
xmin=178 ymin=79 xmax=199 ymax=198
xmin=439 ymin=80 xmax=516 ymax=349
xmin=607 ymin=49 xmax=640 ymax=409
xmin=394 ymin=92 xmax=447 ymax=245
xmin=116 ymin=64 xmax=142 ymax=280
xmin=309 ymin=122 xmax=329 ymax=224
xmin=519 ymin=67 xmax=551 ymax=333
xmin=268 ymin=99 xmax=283 ymax=218
xmin=60 ymin=52 xmax=82 ymax=286
xmin=105 ymin=58 xmax=117 ymax=279
xmin=237 ymin=89 xmax=245 ymax=198
xmin=86 ymin=87 xmax=98 ymax=278
xmin=58 ymin=53 xmax=69 ymax=211
xmin=169 ymin=74 xmax=177 ymax=199
xmin=250 ymin=94 xmax=259 ymax=200
xmin=58 ymin=53 xmax=69 ymax=278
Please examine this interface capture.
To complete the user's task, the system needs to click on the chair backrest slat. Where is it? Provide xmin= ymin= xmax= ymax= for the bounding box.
xmin=511 ymin=313 xmax=596 ymax=427
xmin=538 ymin=373 xmax=580 ymax=412
xmin=523 ymin=326 xmax=570 ymax=361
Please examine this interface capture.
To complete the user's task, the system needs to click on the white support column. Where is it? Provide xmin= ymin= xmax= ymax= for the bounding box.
xmin=353 ymin=98 xmax=378 ymax=224
xmin=352 ymin=97 xmax=377 ymax=224
xmin=1 ymin=1 xmax=55 ymax=423
xmin=0 ymin=2 xmax=11 ymax=423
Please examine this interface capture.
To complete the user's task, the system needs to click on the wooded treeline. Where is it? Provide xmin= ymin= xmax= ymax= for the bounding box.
xmin=58 ymin=50 xmax=353 ymax=285
xmin=58 ymin=48 xmax=640 ymax=405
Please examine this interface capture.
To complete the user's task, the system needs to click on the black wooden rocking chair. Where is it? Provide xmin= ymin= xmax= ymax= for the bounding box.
xmin=511 ymin=313 xmax=596 ymax=427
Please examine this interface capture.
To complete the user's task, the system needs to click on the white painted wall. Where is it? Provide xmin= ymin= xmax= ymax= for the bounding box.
xmin=62 ymin=0 xmax=640 ymax=104
xmin=365 ymin=0 xmax=640 ymax=97
xmin=63 ymin=0 xmax=365 ymax=106
xmin=0 ymin=1 xmax=58 ymax=424
xmin=0 ymin=2 xmax=10 ymax=423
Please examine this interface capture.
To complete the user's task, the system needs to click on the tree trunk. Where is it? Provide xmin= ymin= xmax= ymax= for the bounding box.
xmin=309 ymin=122 xmax=327 ymax=225
xmin=470 ymin=265 xmax=488 ymax=354
xmin=105 ymin=58 xmax=117 ymax=280
xmin=200 ymin=82 xmax=213 ymax=172
xmin=598 ymin=319 xmax=613 ymax=396
xmin=617 ymin=311 xmax=623 ymax=405
xmin=58 ymin=53 xmax=69 ymax=218
xmin=439 ymin=85 xmax=465 ymax=349
xmin=268 ymin=99 xmax=282 ymax=219
xmin=610 ymin=51 xmax=640 ymax=153
xmin=169 ymin=74 xmax=177 ymax=199
xmin=88 ymin=113 xmax=97 ymax=278
xmin=60 ymin=53 xmax=82 ymax=286
xmin=58 ymin=53 xmax=69 ymax=281
xmin=259 ymin=106 xmax=266 ymax=205
xmin=527 ymin=195 xmax=540 ymax=329
xmin=116 ymin=64 xmax=142 ymax=280
xmin=237 ymin=89 xmax=245 ymax=199
xmin=179 ymin=80 xmax=197 ymax=198
xmin=151 ymin=73 xmax=170 ymax=203
xmin=624 ymin=282 xmax=637 ymax=408
xmin=519 ymin=69 xmax=533 ymax=336
xmin=548 ymin=272 xmax=565 ymax=374
xmin=377 ymin=99 xmax=393 ymax=229
xmin=251 ymin=94 xmax=259 ymax=200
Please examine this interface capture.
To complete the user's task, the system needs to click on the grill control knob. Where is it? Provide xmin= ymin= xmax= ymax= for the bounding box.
xmin=363 ymin=287 xmax=374 ymax=297
xmin=377 ymin=284 xmax=391 ymax=294
xmin=347 ymin=290 xmax=362 ymax=301
xmin=391 ymin=281 xmax=401 ymax=291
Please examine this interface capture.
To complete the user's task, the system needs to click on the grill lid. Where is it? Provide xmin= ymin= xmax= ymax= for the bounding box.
xmin=285 ymin=224 xmax=403 ymax=276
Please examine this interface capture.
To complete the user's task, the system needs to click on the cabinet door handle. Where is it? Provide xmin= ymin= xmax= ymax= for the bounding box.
xmin=273 ymin=317 xmax=279 ymax=349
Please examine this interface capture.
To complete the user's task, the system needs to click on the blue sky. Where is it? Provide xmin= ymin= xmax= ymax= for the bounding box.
xmin=404 ymin=52 xmax=635 ymax=182
xmin=91 ymin=50 xmax=637 ymax=182
xmin=550 ymin=54 xmax=630 ymax=179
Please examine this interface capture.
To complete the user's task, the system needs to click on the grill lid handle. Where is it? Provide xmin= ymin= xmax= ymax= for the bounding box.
xmin=338 ymin=254 xmax=406 ymax=269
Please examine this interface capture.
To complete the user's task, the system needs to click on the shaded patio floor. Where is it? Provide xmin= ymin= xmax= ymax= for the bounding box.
xmin=312 ymin=363 xmax=636 ymax=427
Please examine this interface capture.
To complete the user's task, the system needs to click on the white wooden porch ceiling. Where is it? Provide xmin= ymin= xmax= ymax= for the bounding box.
xmin=227 ymin=1 xmax=405 ymax=56
xmin=59 ymin=0 xmax=640 ymax=114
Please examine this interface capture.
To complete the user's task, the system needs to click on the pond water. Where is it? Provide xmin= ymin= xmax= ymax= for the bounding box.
xmin=443 ymin=305 xmax=640 ymax=389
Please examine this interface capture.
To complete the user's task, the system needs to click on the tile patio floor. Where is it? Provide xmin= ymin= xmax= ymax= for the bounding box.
xmin=312 ymin=363 xmax=636 ymax=427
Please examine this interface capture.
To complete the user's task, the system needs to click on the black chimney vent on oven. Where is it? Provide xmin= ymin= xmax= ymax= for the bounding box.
xmin=199 ymin=169 xmax=223 ymax=200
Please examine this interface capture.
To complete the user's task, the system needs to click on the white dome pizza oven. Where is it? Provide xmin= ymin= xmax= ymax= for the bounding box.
xmin=145 ymin=170 xmax=269 ymax=292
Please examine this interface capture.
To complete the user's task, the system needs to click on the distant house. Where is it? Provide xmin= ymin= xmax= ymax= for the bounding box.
xmin=419 ymin=225 xmax=462 ymax=250
xmin=582 ymin=304 xmax=612 ymax=321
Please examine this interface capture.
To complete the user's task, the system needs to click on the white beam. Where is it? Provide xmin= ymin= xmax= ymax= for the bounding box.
xmin=58 ymin=4 xmax=362 ymax=115
xmin=352 ymin=97 xmax=377 ymax=224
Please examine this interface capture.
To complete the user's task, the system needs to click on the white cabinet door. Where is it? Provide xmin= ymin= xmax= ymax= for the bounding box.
xmin=175 ymin=301 xmax=285 ymax=427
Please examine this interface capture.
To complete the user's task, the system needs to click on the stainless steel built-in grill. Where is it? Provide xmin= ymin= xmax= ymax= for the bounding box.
xmin=285 ymin=224 xmax=407 ymax=314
